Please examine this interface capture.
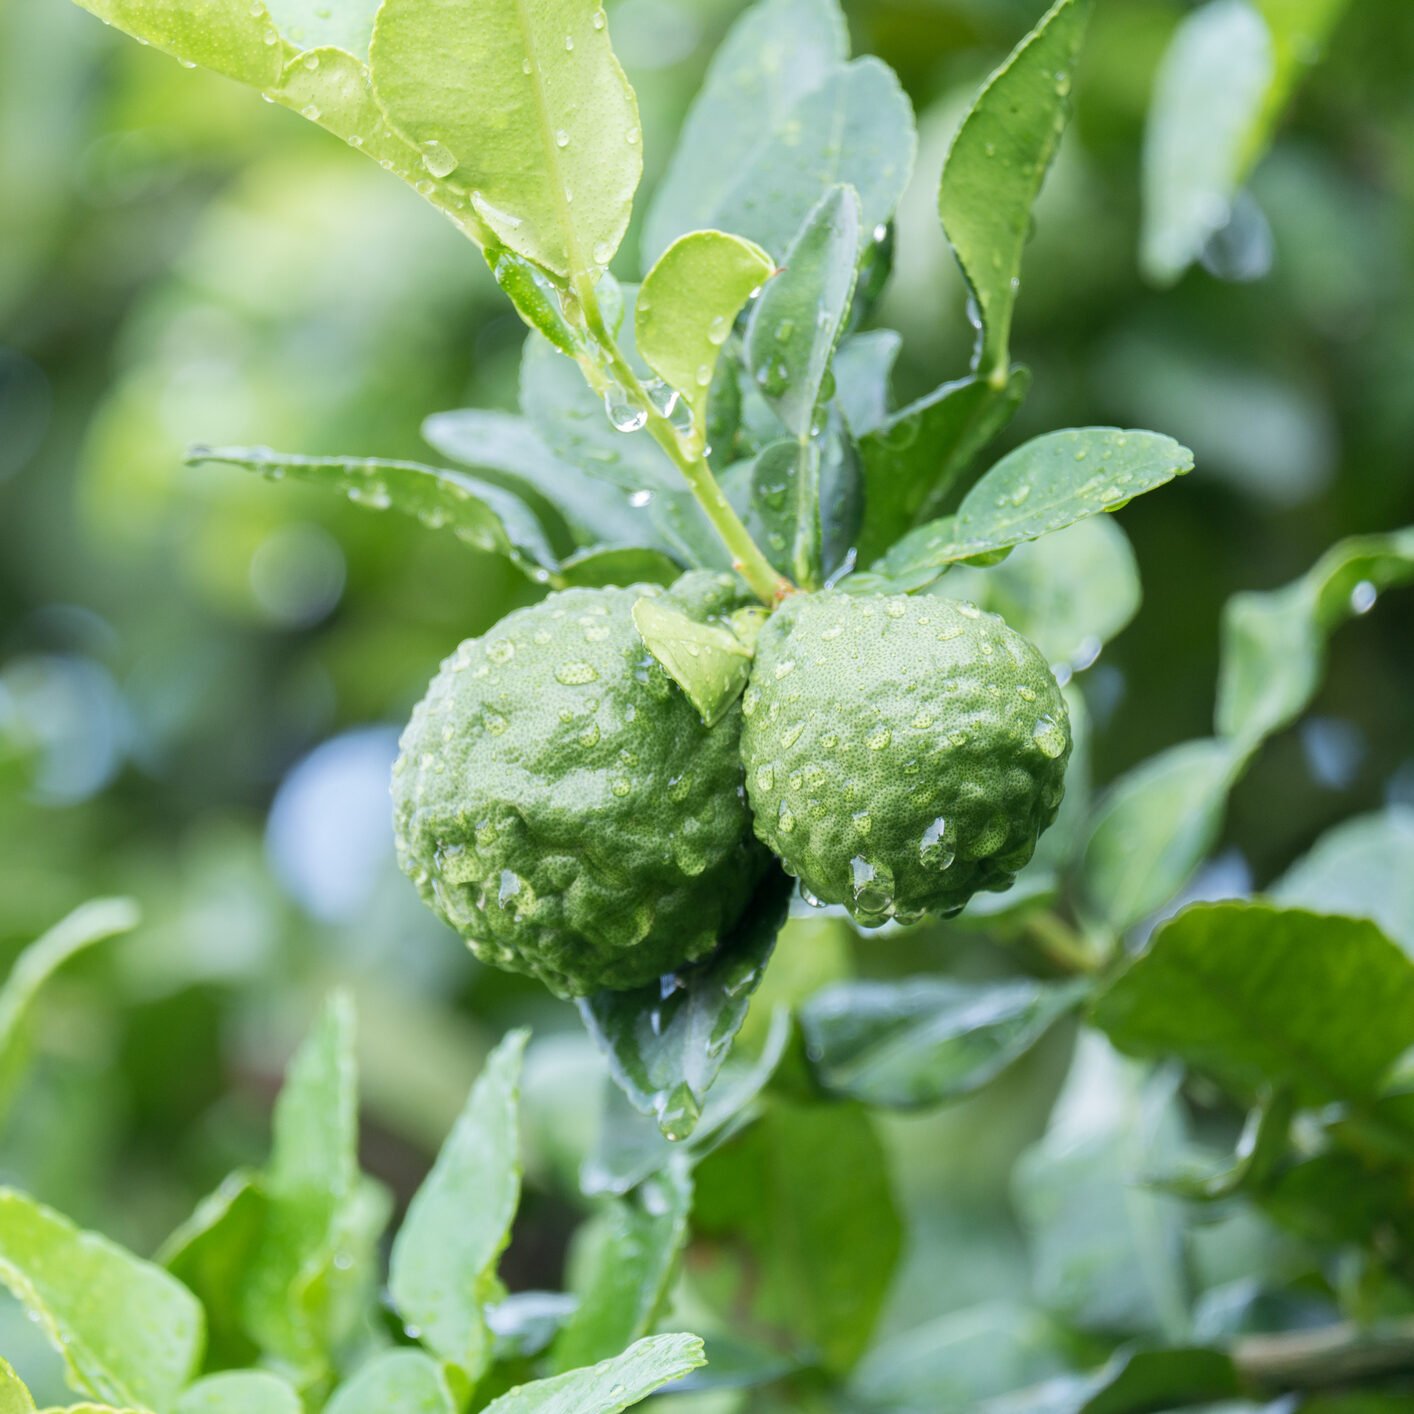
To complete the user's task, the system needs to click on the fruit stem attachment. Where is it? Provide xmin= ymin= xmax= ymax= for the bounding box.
xmin=575 ymin=274 xmax=794 ymax=607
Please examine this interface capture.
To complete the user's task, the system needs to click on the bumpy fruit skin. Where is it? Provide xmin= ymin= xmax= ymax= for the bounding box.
xmin=740 ymin=590 xmax=1070 ymax=925
xmin=393 ymin=573 xmax=766 ymax=998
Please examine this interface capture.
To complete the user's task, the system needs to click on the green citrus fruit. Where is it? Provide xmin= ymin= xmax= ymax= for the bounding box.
xmin=740 ymin=590 xmax=1070 ymax=924
xmin=392 ymin=573 xmax=767 ymax=997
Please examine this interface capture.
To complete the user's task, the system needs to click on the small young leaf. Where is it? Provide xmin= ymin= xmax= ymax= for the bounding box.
xmin=189 ymin=446 xmax=560 ymax=577
xmin=487 ymin=247 xmax=587 ymax=358
xmin=578 ymin=871 xmax=792 ymax=1141
xmin=1091 ymin=903 xmax=1414 ymax=1107
xmin=370 ymin=0 xmax=641 ymax=279
xmin=481 ymin=1333 xmax=706 ymax=1414
xmin=1215 ymin=526 xmax=1414 ymax=747
xmin=0 ymin=898 xmax=139 ymax=1115
xmin=631 ymin=597 xmax=752 ymax=729
xmin=939 ymin=0 xmax=1091 ymax=380
xmin=854 ymin=370 xmax=1029 ymax=565
xmin=1075 ymin=738 xmax=1245 ymax=935
xmin=799 ymin=977 xmax=1088 ymax=1110
xmin=745 ymin=186 xmax=861 ymax=439
xmin=0 ymin=1358 xmax=34 ymax=1413
xmin=389 ymin=1029 xmax=528 ymax=1380
xmin=876 ymin=429 xmax=1194 ymax=590
xmin=550 ymin=1158 xmax=693 ymax=1372
xmin=325 ymin=1351 xmax=458 ymax=1414
xmin=637 ymin=231 xmax=775 ymax=446
xmin=0 ymin=1189 xmax=203 ymax=1410
xmin=643 ymin=0 xmax=848 ymax=261
xmin=173 ymin=1371 xmax=302 ymax=1414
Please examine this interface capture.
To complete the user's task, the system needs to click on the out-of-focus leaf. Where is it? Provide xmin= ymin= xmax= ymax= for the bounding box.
xmin=1076 ymin=738 xmax=1245 ymax=935
xmin=694 ymin=1097 xmax=900 ymax=1374
xmin=631 ymin=597 xmax=752 ymax=728
xmin=1272 ymin=806 xmax=1414 ymax=956
xmin=487 ymin=1293 xmax=579 ymax=1363
xmin=1091 ymin=902 xmax=1414 ymax=1107
xmin=578 ymin=872 xmax=792 ymax=1140
xmin=853 ymin=371 xmax=1028 ymax=565
xmin=324 ymin=1351 xmax=458 ymax=1414
xmin=643 ymin=0 xmax=846 ymax=261
xmin=389 ymin=1029 xmax=528 ymax=1380
xmin=1215 ymin=527 xmax=1414 ymax=747
xmin=189 ymin=447 xmax=559 ymax=577
xmin=0 ymin=898 xmax=139 ymax=1114
xmin=876 ymin=429 xmax=1193 ymax=591
xmin=557 ymin=546 xmax=681 ymax=589
xmin=173 ymin=1371 xmax=302 ymax=1414
xmin=939 ymin=0 xmax=1091 ymax=379
xmin=832 ymin=330 xmax=902 ymax=438
xmin=0 ymin=1188 xmax=203 ymax=1410
xmin=931 ymin=517 xmax=1140 ymax=673
xmin=0 ymin=1358 xmax=33 ymax=1413
xmin=637 ymin=231 xmax=775 ymax=446
xmin=984 ymin=1348 xmax=1239 ymax=1414
xmin=480 ymin=1333 xmax=705 ymax=1413
xmin=799 ymin=977 xmax=1088 ymax=1109
xmin=1012 ymin=1037 xmax=1191 ymax=1337
xmin=1147 ymin=1088 xmax=1295 ymax=1201
xmin=369 ymin=0 xmax=641 ymax=278
xmin=550 ymin=1157 xmax=692 ymax=1372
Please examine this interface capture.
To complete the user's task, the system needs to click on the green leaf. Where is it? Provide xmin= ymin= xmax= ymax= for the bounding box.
xmin=799 ymin=977 xmax=1088 ymax=1109
xmin=0 ymin=898 xmax=139 ymax=1116
xmin=550 ymin=1158 xmax=692 ymax=1372
xmin=745 ymin=186 xmax=860 ymax=440
xmin=1012 ymin=1037 xmax=1191 ymax=1337
xmin=420 ymin=409 xmax=660 ymax=554
xmin=832 ymin=329 xmax=902 ymax=437
xmin=578 ymin=871 xmax=792 ymax=1140
xmin=487 ymin=247 xmax=587 ymax=358
xmin=734 ymin=440 xmax=823 ymax=587
xmin=189 ymin=446 xmax=559 ymax=579
xmin=694 ymin=1097 xmax=900 ymax=1374
xmin=557 ymin=546 xmax=681 ymax=590
xmin=1272 ymin=806 xmax=1414 ymax=956
xmin=631 ymin=597 xmax=752 ymax=728
xmin=369 ymin=0 xmax=642 ymax=279
xmin=1090 ymin=902 xmax=1414 ymax=1108
xmin=642 ymin=0 xmax=848 ymax=261
xmin=1075 ymin=738 xmax=1246 ymax=935
xmin=389 ymin=1029 xmax=528 ymax=1379
xmin=325 ymin=1351 xmax=458 ymax=1414
xmin=1147 ymin=1087 xmax=1294 ymax=1202
xmin=480 ymin=1333 xmax=705 ymax=1413
xmin=1215 ymin=526 xmax=1414 ymax=747
xmin=173 ymin=1372 xmax=303 ymax=1414
xmin=854 ymin=371 xmax=1029 ymax=566
xmin=939 ymin=0 xmax=1091 ymax=379
xmin=0 ymin=1358 xmax=35 ymax=1414
xmin=0 ymin=1188 xmax=203 ymax=1410
xmin=263 ymin=0 xmax=378 ymax=57
xmin=985 ymin=1348 xmax=1241 ymax=1414
xmin=876 ymin=429 xmax=1194 ymax=591
xmin=158 ymin=1171 xmax=268 ymax=1369
xmin=637 ymin=231 xmax=775 ymax=446
xmin=931 ymin=517 xmax=1141 ymax=673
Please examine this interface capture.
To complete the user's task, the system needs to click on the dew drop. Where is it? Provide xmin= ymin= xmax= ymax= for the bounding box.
xmin=1350 ymin=579 xmax=1377 ymax=615
xmin=483 ymin=709 xmax=509 ymax=735
xmin=781 ymin=722 xmax=805 ymax=749
xmin=555 ymin=661 xmax=599 ymax=685
xmin=755 ymin=764 xmax=775 ymax=790
xmin=486 ymin=638 xmax=515 ymax=664
xmin=420 ymin=139 xmax=459 ymax=178
xmin=852 ymin=810 xmax=872 ymax=836
xmin=603 ymin=387 xmax=647 ymax=432
xmin=849 ymin=856 xmax=895 ymax=919
xmin=919 ymin=817 xmax=955 ymax=870
xmin=777 ymin=801 xmax=797 ymax=834
xmin=611 ymin=777 xmax=632 ymax=797
xmin=866 ymin=725 xmax=892 ymax=751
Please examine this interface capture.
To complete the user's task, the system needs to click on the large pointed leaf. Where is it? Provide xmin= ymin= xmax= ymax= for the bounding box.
xmin=939 ymin=0 xmax=1091 ymax=379
xmin=370 ymin=0 xmax=642 ymax=279
xmin=481 ymin=1334 xmax=705 ymax=1413
xmin=390 ymin=1030 xmax=528 ymax=1379
xmin=0 ymin=1189 xmax=203 ymax=1410
xmin=71 ymin=0 xmax=284 ymax=86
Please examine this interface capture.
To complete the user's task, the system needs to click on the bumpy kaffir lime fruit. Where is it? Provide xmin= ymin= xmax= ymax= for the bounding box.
xmin=740 ymin=590 xmax=1070 ymax=924
xmin=393 ymin=573 xmax=767 ymax=997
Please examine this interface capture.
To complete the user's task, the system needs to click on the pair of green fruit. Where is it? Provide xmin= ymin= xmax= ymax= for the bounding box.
xmin=392 ymin=572 xmax=1071 ymax=998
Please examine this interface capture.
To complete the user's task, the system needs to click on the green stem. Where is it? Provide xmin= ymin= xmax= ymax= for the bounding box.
xmin=574 ymin=274 xmax=793 ymax=606
xmin=1024 ymin=910 xmax=1101 ymax=976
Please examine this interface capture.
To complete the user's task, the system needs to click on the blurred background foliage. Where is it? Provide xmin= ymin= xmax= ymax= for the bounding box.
xmin=2 ymin=0 xmax=1412 ymax=1405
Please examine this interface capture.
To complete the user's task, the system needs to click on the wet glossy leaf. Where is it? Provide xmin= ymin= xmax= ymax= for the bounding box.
xmin=799 ymin=977 xmax=1088 ymax=1109
xmin=370 ymin=0 xmax=641 ymax=279
xmin=1091 ymin=902 xmax=1414 ymax=1107
xmin=550 ymin=1157 xmax=692 ymax=1372
xmin=637 ymin=231 xmax=775 ymax=444
xmin=390 ymin=1030 xmax=528 ymax=1378
xmin=325 ymin=1351 xmax=458 ymax=1414
xmin=876 ymin=429 xmax=1193 ymax=590
xmin=1215 ymin=526 xmax=1414 ymax=747
xmin=173 ymin=1371 xmax=302 ymax=1414
xmin=481 ymin=1333 xmax=705 ymax=1413
xmin=264 ymin=0 xmax=378 ymax=56
xmin=736 ymin=439 xmax=823 ymax=587
xmin=939 ymin=0 xmax=1091 ymax=378
xmin=631 ymin=597 xmax=752 ymax=728
xmin=0 ymin=1188 xmax=203 ymax=1410
xmin=578 ymin=871 xmax=792 ymax=1140
xmin=0 ymin=1359 xmax=33 ymax=1414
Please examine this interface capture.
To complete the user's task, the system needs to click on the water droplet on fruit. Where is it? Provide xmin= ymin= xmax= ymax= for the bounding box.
xmin=486 ymin=638 xmax=515 ymax=664
xmin=866 ymin=726 xmax=892 ymax=751
xmin=777 ymin=801 xmax=797 ymax=834
xmin=852 ymin=810 xmax=872 ymax=836
xmin=555 ymin=661 xmax=599 ymax=685
xmin=773 ymin=659 xmax=796 ymax=680
xmin=483 ymin=709 xmax=509 ymax=735
xmin=611 ymin=777 xmax=632 ymax=797
xmin=849 ymin=856 xmax=895 ymax=919
xmin=919 ymin=817 xmax=955 ymax=869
